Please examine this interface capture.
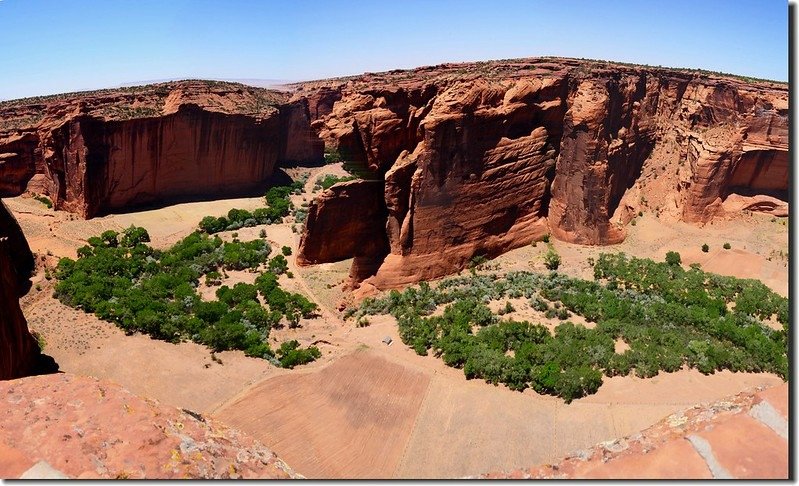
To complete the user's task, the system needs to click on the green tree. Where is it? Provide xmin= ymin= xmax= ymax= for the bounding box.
xmin=121 ymin=226 xmax=150 ymax=247
xmin=268 ymin=254 xmax=289 ymax=275
xmin=665 ymin=251 xmax=681 ymax=266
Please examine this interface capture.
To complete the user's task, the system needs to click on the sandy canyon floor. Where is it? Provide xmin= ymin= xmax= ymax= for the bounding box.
xmin=9 ymin=163 xmax=789 ymax=478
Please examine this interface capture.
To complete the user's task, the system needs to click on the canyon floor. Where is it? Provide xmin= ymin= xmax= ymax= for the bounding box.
xmin=9 ymin=163 xmax=789 ymax=478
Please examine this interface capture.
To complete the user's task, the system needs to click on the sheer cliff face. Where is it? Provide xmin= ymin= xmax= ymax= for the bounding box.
xmin=45 ymin=106 xmax=300 ymax=216
xmin=295 ymin=58 xmax=788 ymax=289
xmin=0 ymin=201 xmax=40 ymax=380
xmin=0 ymin=81 xmax=323 ymax=217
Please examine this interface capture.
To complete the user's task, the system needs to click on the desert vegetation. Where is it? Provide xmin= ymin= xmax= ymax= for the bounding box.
xmin=348 ymin=253 xmax=788 ymax=402
xmin=314 ymin=174 xmax=356 ymax=191
xmin=53 ymin=223 xmax=320 ymax=367
xmin=198 ymin=179 xmax=305 ymax=234
xmin=31 ymin=193 xmax=53 ymax=209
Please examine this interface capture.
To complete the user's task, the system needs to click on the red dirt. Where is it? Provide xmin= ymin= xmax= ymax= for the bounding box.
xmin=215 ymin=348 xmax=431 ymax=478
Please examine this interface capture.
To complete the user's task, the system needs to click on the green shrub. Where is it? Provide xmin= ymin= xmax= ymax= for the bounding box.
xmin=702 ymin=244 xmax=709 ymax=253
xmin=277 ymin=340 xmax=321 ymax=369
xmin=31 ymin=331 xmax=46 ymax=350
xmin=323 ymin=148 xmax=343 ymax=163
xmin=268 ymin=255 xmax=289 ymax=275
xmin=316 ymin=174 xmax=356 ymax=190
xmin=723 ymin=242 xmax=731 ymax=250
xmin=198 ymin=180 xmax=303 ymax=234
xmin=544 ymin=248 xmax=561 ymax=270
xmin=665 ymin=251 xmax=681 ymax=266
xmin=469 ymin=255 xmax=489 ymax=271
xmin=33 ymin=194 xmax=53 ymax=209
xmin=281 ymin=246 xmax=292 ymax=256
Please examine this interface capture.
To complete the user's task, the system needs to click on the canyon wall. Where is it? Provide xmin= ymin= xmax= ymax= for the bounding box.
xmin=0 ymin=201 xmax=49 ymax=380
xmin=0 ymin=81 xmax=323 ymax=217
xmin=294 ymin=58 xmax=788 ymax=289
xmin=0 ymin=64 xmax=787 ymax=293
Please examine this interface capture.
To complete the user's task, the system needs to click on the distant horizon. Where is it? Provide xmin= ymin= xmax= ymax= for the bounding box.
xmin=0 ymin=0 xmax=788 ymax=100
xmin=0 ymin=54 xmax=789 ymax=103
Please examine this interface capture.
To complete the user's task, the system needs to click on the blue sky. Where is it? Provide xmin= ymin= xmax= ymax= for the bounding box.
xmin=0 ymin=0 xmax=788 ymax=100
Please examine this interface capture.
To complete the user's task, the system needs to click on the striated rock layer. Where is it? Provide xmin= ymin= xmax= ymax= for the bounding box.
xmin=0 ymin=201 xmax=53 ymax=380
xmin=0 ymin=80 xmax=323 ymax=217
xmin=294 ymin=57 xmax=788 ymax=289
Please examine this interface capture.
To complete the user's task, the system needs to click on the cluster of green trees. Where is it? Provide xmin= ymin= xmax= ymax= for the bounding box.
xmin=314 ymin=174 xmax=356 ymax=191
xmin=349 ymin=252 xmax=787 ymax=402
xmin=277 ymin=340 xmax=322 ymax=369
xmin=198 ymin=181 xmax=304 ymax=234
xmin=54 ymin=225 xmax=320 ymax=367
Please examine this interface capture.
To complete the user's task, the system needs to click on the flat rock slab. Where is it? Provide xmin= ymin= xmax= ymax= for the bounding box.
xmin=0 ymin=442 xmax=36 ymax=478
xmin=19 ymin=461 xmax=70 ymax=479
xmin=476 ymin=382 xmax=789 ymax=479
xmin=695 ymin=414 xmax=788 ymax=479
xmin=755 ymin=383 xmax=788 ymax=419
xmin=576 ymin=439 xmax=712 ymax=479
xmin=0 ymin=373 xmax=297 ymax=479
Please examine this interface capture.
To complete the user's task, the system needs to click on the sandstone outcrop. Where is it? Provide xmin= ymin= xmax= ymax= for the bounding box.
xmin=0 ymin=201 xmax=54 ymax=380
xmin=296 ymin=179 xmax=390 ymax=284
xmin=0 ymin=81 xmax=323 ymax=217
xmin=475 ymin=383 xmax=788 ymax=479
xmin=0 ymin=373 xmax=300 ymax=479
xmin=294 ymin=58 xmax=788 ymax=289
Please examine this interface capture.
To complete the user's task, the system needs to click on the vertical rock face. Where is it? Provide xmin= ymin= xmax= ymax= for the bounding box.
xmin=679 ymin=98 xmax=788 ymax=223
xmin=548 ymin=76 xmax=658 ymax=244
xmin=0 ymin=201 xmax=42 ymax=380
xmin=370 ymin=80 xmax=563 ymax=287
xmin=0 ymin=133 xmax=40 ymax=196
xmin=296 ymin=179 xmax=390 ymax=284
xmin=45 ymin=107 xmax=293 ymax=217
xmin=0 ymin=81 xmax=323 ymax=217
xmin=294 ymin=58 xmax=788 ymax=289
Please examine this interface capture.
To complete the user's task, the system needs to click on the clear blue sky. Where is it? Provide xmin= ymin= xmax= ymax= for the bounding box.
xmin=0 ymin=0 xmax=788 ymax=100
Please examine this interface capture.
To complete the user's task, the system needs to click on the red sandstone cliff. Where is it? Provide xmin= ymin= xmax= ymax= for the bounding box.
xmin=0 ymin=81 xmax=323 ymax=217
xmin=0 ymin=201 xmax=55 ymax=380
xmin=294 ymin=58 xmax=788 ymax=289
